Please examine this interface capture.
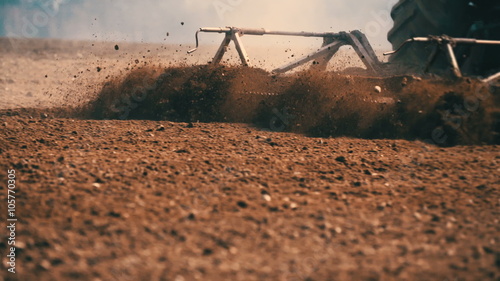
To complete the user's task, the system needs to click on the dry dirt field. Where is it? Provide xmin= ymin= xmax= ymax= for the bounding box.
xmin=0 ymin=38 xmax=499 ymax=281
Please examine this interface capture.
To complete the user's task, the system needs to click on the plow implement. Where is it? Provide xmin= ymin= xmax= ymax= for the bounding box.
xmin=188 ymin=26 xmax=500 ymax=80
xmin=187 ymin=27 xmax=382 ymax=74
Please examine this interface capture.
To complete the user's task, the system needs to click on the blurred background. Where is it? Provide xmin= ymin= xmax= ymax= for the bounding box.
xmin=0 ymin=0 xmax=398 ymax=50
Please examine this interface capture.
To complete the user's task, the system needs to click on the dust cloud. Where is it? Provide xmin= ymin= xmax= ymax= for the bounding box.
xmin=78 ymin=65 xmax=500 ymax=146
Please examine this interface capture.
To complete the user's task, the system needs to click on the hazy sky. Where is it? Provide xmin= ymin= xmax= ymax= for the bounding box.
xmin=1 ymin=0 xmax=398 ymax=49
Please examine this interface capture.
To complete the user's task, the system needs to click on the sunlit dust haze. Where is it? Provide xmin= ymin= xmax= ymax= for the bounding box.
xmin=0 ymin=0 xmax=398 ymax=50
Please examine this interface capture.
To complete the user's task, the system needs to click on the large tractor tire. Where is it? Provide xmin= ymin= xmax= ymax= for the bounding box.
xmin=388 ymin=0 xmax=500 ymax=76
xmin=388 ymin=0 xmax=500 ymax=145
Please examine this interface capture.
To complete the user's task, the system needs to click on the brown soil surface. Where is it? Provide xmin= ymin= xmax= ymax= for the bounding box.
xmin=0 ymin=38 xmax=499 ymax=281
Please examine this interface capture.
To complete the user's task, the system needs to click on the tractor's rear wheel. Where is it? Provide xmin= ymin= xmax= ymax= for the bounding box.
xmin=388 ymin=0 xmax=500 ymax=76
xmin=388 ymin=0 xmax=500 ymax=145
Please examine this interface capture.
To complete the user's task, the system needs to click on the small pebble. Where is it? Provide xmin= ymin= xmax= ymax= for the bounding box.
xmin=374 ymin=86 xmax=382 ymax=93
xmin=40 ymin=260 xmax=51 ymax=270
xmin=16 ymin=241 xmax=26 ymax=249
xmin=401 ymin=77 xmax=408 ymax=87
xmin=414 ymin=212 xmax=422 ymax=220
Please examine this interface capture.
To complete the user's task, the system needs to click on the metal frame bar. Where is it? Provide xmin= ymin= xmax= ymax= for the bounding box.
xmin=273 ymin=40 xmax=346 ymax=73
xmin=482 ymin=72 xmax=500 ymax=84
xmin=212 ymin=33 xmax=232 ymax=64
xmin=444 ymin=43 xmax=462 ymax=77
xmin=314 ymin=37 xmax=340 ymax=72
xmin=232 ymin=31 xmax=250 ymax=66
xmin=346 ymin=31 xmax=380 ymax=72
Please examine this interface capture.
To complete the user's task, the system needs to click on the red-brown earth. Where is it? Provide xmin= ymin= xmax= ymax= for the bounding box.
xmin=0 ymin=38 xmax=499 ymax=281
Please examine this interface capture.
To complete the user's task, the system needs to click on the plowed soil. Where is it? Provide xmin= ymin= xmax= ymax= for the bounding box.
xmin=0 ymin=38 xmax=499 ymax=281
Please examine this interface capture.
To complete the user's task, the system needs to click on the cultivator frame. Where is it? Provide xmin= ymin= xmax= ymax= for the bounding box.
xmin=187 ymin=27 xmax=381 ymax=74
xmin=188 ymin=26 xmax=500 ymax=81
